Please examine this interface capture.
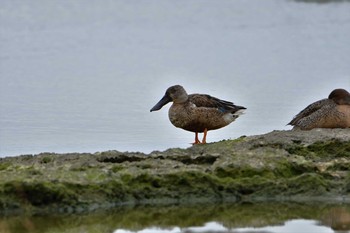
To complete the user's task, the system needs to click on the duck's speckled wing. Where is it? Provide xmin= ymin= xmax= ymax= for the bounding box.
xmin=288 ymin=98 xmax=334 ymax=127
xmin=188 ymin=94 xmax=245 ymax=113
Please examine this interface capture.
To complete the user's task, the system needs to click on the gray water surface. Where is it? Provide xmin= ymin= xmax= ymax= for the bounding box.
xmin=1 ymin=0 xmax=350 ymax=156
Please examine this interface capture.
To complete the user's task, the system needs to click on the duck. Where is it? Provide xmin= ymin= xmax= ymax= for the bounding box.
xmin=288 ymin=88 xmax=350 ymax=130
xmin=150 ymin=85 xmax=246 ymax=144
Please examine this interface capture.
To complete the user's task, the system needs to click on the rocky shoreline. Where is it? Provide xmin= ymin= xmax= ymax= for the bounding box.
xmin=0 ymin=129 xmax=349 ymax=214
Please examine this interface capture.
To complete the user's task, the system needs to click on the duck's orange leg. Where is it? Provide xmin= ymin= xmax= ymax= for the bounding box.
xmin=202 ymin=128 xmax=208 ymax=144
xmin=192 ymin=132 xmax=201 ymax=144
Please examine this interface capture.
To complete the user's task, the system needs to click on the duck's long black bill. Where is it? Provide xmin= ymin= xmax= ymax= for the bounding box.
xmin=150 ymin=95 xmax=172 ymax=112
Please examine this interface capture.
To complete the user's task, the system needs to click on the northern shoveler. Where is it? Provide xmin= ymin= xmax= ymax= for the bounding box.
xmin=288 ymin=88 xmax=350 ymax=130
xmin=150 ymin=85 xmax=246 ymax=144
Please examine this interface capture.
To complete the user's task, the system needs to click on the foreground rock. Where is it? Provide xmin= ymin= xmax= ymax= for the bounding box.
xmin=0 ymin=129 xmax=349 ymax=214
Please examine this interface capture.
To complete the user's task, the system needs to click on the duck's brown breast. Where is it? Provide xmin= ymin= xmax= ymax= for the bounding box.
xmin=335 ymin=105 xmax=350 ymax=128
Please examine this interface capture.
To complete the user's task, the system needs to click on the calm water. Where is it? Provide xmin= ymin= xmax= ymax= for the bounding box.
xmin=0 ymin=0 xmax=350 ymax=156
xmin=0 ymin=202 xmax=350 ymax=233
xmin=1 ymin=1 xmax=350 ymax=232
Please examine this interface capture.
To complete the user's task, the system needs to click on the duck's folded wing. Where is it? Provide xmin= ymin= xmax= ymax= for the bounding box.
xmin=189 ymin=94 xmax=245 ymax=112
xmin=288 ymin=98 xmax=331 ymax=126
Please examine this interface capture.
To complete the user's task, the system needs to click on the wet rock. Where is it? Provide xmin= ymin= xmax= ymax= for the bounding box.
xmin=0 ymin=129 xmax=349 ymax=214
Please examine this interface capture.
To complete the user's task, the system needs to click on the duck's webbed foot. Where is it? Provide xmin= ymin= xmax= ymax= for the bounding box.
xmin=192 ymin=132 xmax=201 ymax=144
xmin=191 ymin=129 xmax=208 ymax=144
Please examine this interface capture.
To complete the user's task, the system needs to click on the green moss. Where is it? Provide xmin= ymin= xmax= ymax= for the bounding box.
xmin=40 ymin=156 xmax=54 ymax=164
xmin=115 ymin=171 xmax=237 ymax=202
xmin=121 ymin=173 xmax=133 ymax=183
xmin=286 ymin=173 xmax=329 ymax=195
xmin=223 ymin=176 xmax=273 ymax=196
xmin=325 ymin=162 xmax=350 ymax=171
xmin=0 ymin=162 xmax=11 ymax=171
xmin=213 ymin=155 xmax=313 ymax=180
xmin=70 ymin=166 xmax=87 ymax=171
xmin=129 ymin=173 xmax=161 ymax=188
xmin=85 ymin=170 xmax=108 ymax=182
xmin=137 ymin=163 xmax=154 ymax=169
xmin=273 ymin=160 xmax=315 ymax=178
xmin=250 ymin=143 xmax=284 ymax=150
xmin=111 ymin=165 xmax=124 ymax=173
xmin=161 ymin=172 xmax=218 ymax=189
xmin=26 ymin=167 xmax=43 ymax=176
xmin=125 ymin=173 xmax=174 ymax=200
xmin=3 ymin=181 xmax=78 ymax=206
xmin=214 ymin=166 xmax=274 ymax=179
xmin=100 ymin=180 xmax=127 ymax=199
xmin=287 ymin=140 xmax=350 ymax=159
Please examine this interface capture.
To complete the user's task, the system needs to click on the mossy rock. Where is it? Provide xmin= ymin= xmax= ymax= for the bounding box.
xmin=286 ymin=140 xmax=350 ymax=160
xmin=2 ymin=181 xmax=78 ymax=206
xmin=0 ymin=129 xmax=349 ymax=214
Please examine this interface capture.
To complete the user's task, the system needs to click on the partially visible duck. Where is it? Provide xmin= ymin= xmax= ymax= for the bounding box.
xmin=288 ymin=88 xmax=350 ymax=130
xmin=150 ymin=85 xmax=246 ymax=144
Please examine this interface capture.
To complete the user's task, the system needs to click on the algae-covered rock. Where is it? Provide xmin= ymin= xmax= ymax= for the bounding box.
xmin=0 ymin=129 xmax=349 ymax=214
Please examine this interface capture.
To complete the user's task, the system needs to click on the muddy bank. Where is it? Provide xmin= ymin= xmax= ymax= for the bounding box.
xmin=0 ymin=129 xmax=349 ymax=214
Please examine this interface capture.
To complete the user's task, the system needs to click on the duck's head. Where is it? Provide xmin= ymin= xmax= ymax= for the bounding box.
xmin=150 ymin=85 xmax=188 ymax=112
xmin=328 ymin=88 xmax=350 ymax=105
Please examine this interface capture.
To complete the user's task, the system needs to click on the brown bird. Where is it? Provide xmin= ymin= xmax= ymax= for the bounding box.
xmin=150 ymin=85 xmax=246 ymax=144
xmin=288 ymin=88 xmax=350 ymax=130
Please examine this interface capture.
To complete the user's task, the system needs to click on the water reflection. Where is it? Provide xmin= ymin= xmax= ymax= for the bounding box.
xmin=0 ymin=203 xmax=349 ymax=233
xmin=322 ymin=207 xmax=350 ymax=232
xmin=114 ymin=220 xmax=334 ymax=233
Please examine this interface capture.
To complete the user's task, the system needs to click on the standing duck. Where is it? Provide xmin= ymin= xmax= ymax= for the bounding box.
xmin=150 ymin=85 xmax=246 ymax=144
xmin=288 ymin=88 xmax=350 ymax=130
